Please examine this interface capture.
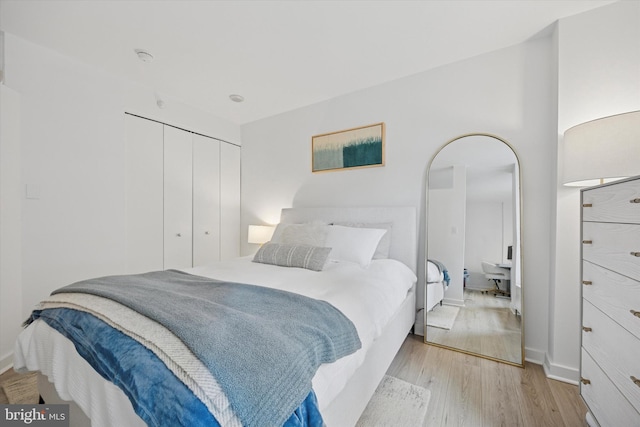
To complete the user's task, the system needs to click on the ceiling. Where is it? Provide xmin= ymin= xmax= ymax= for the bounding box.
xmin=0 ymin=0 xmax=616 ymax=125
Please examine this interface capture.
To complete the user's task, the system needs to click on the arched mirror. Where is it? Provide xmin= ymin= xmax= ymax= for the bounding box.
xmin=424 ymin=133 xmax=523 ymax=367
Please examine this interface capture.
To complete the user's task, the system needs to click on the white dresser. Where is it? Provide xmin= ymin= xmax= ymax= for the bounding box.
xmin=580 ymin=176 xmax=640 ymax=426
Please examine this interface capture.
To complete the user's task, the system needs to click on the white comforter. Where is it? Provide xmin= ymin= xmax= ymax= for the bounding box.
xmin=14 ymin=257 xmax=416 ymax=426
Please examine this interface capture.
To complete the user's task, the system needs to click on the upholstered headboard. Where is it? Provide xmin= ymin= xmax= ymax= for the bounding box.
xmin=279 ymin=207 xmax=417 ymax=274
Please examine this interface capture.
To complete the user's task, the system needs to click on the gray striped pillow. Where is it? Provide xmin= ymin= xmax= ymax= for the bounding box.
xmin=252 ymin=243 xmax=331 ymax=271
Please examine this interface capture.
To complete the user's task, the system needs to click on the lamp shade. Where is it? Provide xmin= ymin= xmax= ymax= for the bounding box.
xmin=248 ymin=225 xmax=275 ymax=244
xmin=562 ymin=111 xmax=640 ymax=187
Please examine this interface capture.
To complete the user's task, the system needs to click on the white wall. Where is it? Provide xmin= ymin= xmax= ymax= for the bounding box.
xmin=0 ymin=33 xmax=241 ymax=371
xmin=242 ymin=36 xmax=557 ymax=363
xmin=548 ymin=1 xmax=640 ymax=382
xmin=0 ymin=85 xmax=22 ymax=371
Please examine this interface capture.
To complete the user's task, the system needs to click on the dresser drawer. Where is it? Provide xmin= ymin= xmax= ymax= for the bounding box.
xmin=581 ymin=349 xmax=640 ymax=427
xmin=582 ymin=300 xmax=640 ymax=412
xmin=582 ymin=222 xmax=640 ymax=281
xmin=583 ymin=261 xmax=640 ymax=340
xmin=583 ymin=179 xmax=640 ymax=224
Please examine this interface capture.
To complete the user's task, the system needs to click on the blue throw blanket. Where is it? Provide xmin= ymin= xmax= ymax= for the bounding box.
xmin=47 ymin=270 xmax=361 ymax=427
xmin=428 ymin=259 xmax=450 ymax=287
xmin=29 ymin=308 xmax=323 ymax=427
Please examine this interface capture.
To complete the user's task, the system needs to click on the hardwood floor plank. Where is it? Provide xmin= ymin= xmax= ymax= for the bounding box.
xmin=439 ymin=352 xmax=483 ymax=426
xmin=480 ymin=358 xmax=524 ymax=427
xmin=548 ymin=378 xmax=589 ymax=427
xmin=504 ymin=362 xmax=567 ymax=427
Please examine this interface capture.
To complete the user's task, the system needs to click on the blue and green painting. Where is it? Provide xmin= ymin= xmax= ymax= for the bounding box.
xmin=312 ymin=124 xmax=384 ymax=172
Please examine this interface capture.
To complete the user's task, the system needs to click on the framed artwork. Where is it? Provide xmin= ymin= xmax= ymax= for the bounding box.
xmin=312 ymin=122 xmax=385 ymax=172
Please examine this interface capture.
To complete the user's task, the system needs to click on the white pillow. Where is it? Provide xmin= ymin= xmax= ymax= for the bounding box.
xmin=270 ymin=223 xmax=329 ymax=246
xmin=325 ymin=225 xmax=387 ymax=267
xmin=332 ymin=222 xmax=392 ymax=259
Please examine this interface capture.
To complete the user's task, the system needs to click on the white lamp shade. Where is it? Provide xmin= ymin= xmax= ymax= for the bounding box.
xmin=248 ymin=225 xmax=275 ymax=244
xmin=562 ymin=111 xmax=640 ymax=187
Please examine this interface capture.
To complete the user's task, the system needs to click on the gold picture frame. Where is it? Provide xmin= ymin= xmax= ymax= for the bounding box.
xmin=312 ymin=123 xmax=385 ymax=172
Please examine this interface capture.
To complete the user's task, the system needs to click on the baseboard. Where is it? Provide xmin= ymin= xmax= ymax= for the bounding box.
xmin=542 ymin=353 xmax=579 ymax=385
xmin=524 ymin=347 xmax=546 ymax=365
xmin=524 ymin=348 xmax=579 ymax=384
xmin=1 ymin=351 xmax=14 ymax=374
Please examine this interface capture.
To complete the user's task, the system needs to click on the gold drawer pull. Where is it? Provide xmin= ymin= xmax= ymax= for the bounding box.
xmin=631 ymin=310 xmax=640 ymax=318
xmin=581 ymin=378 xmax=591 ymax=385
xmin=631 ymin=252 xmax=640 ymax=257
xmin=632 ymin=376 xmax=640 ymax=387
xmin=583 ymin=240 xmax=593 ymax=245
xmin=582 ymin=280 xmax=593 ymax=285
xmin=630 ymin=198 xmax=640 ymax=204
xmin=582 ymin=203 xmax=593 ymax=208
xmin=582 ymin=326 xmax=592 ymax=332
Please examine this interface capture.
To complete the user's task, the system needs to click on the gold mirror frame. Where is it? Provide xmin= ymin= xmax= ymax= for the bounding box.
xmin=424 ymin=133 xmax=524 ymax=367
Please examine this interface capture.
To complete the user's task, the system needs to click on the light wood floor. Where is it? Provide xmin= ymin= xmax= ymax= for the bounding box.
xmin=387 ymin=334 xmax=588 ymax=427
xmin=427 ymin=289 xmax=522 ymax=364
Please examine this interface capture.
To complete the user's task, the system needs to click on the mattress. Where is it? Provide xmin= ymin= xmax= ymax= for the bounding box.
xmin=14 ymin=256 xmax=417 ymax=426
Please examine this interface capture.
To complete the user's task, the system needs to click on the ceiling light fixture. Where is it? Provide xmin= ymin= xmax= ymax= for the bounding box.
xmin=229 ymin=94 xmax=245 ymax=103
xmin=134 ymin=48 xmax=154 ymax=63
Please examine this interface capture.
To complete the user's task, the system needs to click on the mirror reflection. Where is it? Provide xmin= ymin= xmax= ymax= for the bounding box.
xmin=425 ymin=134 xmax=523 ymax=366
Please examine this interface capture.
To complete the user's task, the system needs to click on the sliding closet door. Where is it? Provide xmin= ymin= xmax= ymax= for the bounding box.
xmin=125 ymin=114 xmax=240 ymax=270
xmin=192 ymin=134 xmax=221 ymax=266
xmin=124 ymin=115 xmax=163 ymax=273
xmin=220 ymin=143 xmax=241 ymax=260
xmin=163 ymin=126 xmax=193 ymax=270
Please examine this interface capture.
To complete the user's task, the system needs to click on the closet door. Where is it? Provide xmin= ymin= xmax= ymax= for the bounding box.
xmin=163 ymin=126 xmax=193 ymax=270
xmin=220 ymin=143 xmax=241 ymax=260
xmin=125 ymin=115 xmax=163 ymax=273
xmin=193 ymin=134 xmax=221 ymax=266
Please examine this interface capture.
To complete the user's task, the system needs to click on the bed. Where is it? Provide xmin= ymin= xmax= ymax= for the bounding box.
xmin=13 ymin=206 xmax=417 ymax=427
xmin=425 ymin=259 xmax=447 ymax=312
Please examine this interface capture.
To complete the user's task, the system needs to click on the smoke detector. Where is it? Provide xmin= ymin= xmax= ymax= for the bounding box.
xmin=134 ymin=49 xmax=154 ymax=63
xmin=229 ymin=94 xmax=245 ymax=103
